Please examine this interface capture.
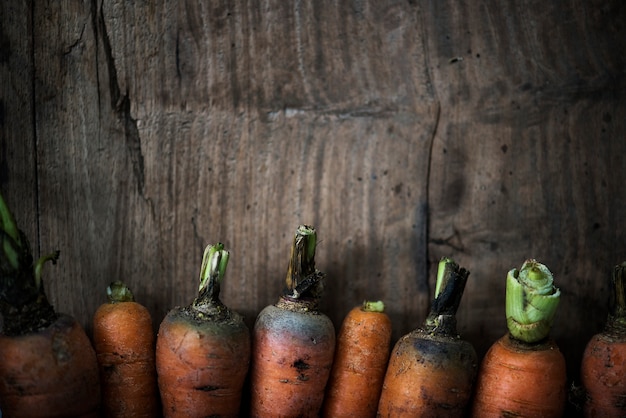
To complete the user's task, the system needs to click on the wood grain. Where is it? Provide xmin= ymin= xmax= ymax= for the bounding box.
xmin=1 ymin=1 xmax=625 ymax=403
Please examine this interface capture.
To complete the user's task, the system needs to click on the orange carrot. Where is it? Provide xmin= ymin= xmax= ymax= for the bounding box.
xmin=322 ymin=300 xmax=392 ymax=418
xmin=470 ymin=259 xmax=566 ymax=418
xmin=93 ymin=280 xmax=160 ymax=418
xmin=377 ymin=257 xmax=477 ymax=417
xmin=0 ymin=192 xmax=101 ymax=417
xmin=580 ymin=261 xmax=626 ymax=417
xmin=156 ymin=243 xmax=250 ymax=418
xmin=249 ymin=225 xmax=335 ymax=418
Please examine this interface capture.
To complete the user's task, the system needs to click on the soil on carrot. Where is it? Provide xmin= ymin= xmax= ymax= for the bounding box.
xmin=0 ymin=297 xmax=57 ymax=336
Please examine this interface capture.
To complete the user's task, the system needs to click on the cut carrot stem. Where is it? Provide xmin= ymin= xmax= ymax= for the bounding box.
xmin=0 ymin=191 xmax=101 ymax=416
xmin=581 ymin=261 xmax=626 ymax=417
xmin=471 ymin=259 xmax=566 ymax=418
xmin=156 ymin=243 xmax=250 ymax=418
xmin=93 ymin=280 xmax=160 ymax=418
xmin=377 ymin=257 xmax=477 ymax=417
xmin=322 ymin=300 xmax=392 ymax=418
xmin=249 ymin=225 xmax=335 ymax=418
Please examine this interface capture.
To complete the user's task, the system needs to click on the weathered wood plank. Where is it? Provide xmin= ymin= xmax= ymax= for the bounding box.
xmin=0 ymin=0 xmax=37 ymax=241
xmin=1 ymin=2 xmax=624 ymax=401
xmin=27 ymin=0 xmax=438 ymax=342
xmin=425 ymin=0 xmax=626 ymax=380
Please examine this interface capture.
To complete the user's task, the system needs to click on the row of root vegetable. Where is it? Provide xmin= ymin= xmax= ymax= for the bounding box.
xmin=0 ymin=191 xmax=624 ymax=417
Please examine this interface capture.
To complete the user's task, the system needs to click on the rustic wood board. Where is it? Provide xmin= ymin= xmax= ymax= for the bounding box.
xmin=1 ymin=0 xmax=625 ymax=397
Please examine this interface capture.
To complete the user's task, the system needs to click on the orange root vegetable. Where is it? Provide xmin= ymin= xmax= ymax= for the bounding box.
xmin=471 ymin=259 xmax=566 ymax=418
xmin=0 ymin=314 xmax=100 ymax=417
xmin=581 ymin=261 xmax=626 ymax=417
xmin=156 ymin=243 xmax=250 ymax=418
xmin=322 ymin=300 xmax=392 ymax=418
xmin=377 ymin=257 xmax=477 ymax=417
xmin=0 ymin=192 xmax=100 ymax=417
xmin=93 ymin=281 xmax=160 ymax=417
xmin=249 ymin=225 xmax=335 ymax=418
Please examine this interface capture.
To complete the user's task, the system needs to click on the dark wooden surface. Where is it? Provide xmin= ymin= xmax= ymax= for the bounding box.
xmin=2 ymin=0 xmax=625 ymax=401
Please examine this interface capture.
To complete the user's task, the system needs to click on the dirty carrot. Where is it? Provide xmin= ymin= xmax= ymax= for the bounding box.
xmin=0 ymin=192 xmax=101 ymax=417
xmin=470 ymin=259 xmax=567 ymax=418
xmin=377 ymin=257 xmax=477 ymax=417
xmin=580 ymin=261 xmax=626 ymax=417
xmin=322 ymin=300 xmax=392 ymax=418
xmin=93 ymin=280 xmax=160 ymax=418
xmin=249 ymin=225 xmax=335 ymax=418
xmin=156 ymin=243 xmax=250 ymax=418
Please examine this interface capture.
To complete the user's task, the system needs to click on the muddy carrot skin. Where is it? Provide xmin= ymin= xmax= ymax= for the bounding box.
xmin=322 ymin=300 xmax=392 ymax=418
xmin=581 ymin=262 xmax=626 ymax=417
xmin=249 ymin=225 xmax=336 ymax=418
xmin=377 ymin=257 xmax=477 ymax=418
xmin=470 ymin=259 xmax=566 ymax=418
xmin=156 ymin=243 xmax=250 ymax=418
xmin=0 ymin=192 xmax=100 ymax=417
xmin=93 ymin=281 xmax=160 ymax=418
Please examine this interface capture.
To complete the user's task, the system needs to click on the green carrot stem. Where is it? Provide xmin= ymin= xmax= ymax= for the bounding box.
xmin=608 ymin=262 xmax=626 ymax=327
xmin=424 ymin=257 xmax=470 ymax=334
xmin=283 ymin=225 xmax=324 ymax=300
xmin=34 ymin=251 xmax=60 ymax=291
xmin=506 ymin=259 xmax=560 ymax=343
xmin=106 ymin=280 xmax=135 ymax=303
xmin=196 ymin=243 xmax=229 ymax=303
xmin=0 ymin=193 xmax=22 ymax=270
xmin=362 ymin=300 xmax=385 ymax=313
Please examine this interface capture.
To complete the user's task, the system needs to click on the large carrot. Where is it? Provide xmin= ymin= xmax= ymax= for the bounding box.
xmin=93 ymin=280 xmax=160 ymax=417
xmin=249 ymin=225 xmax=335 ymax=418
xmin=377 ymin=257 xmax=476 ymax=417
xmin=470 ymin=259 xmax=567 ymax=418
xmin=156 ymin=242 xmax=250 ymax=418
xmin=0 ymin=192 xmax=101 ymax=417
xmin=322 ymin=300 xmax=392 ymax=418
xmin=580 ymin=261 xmax=626 ymax=417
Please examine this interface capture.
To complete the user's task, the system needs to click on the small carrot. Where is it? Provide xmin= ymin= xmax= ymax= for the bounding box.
xmin=249 ymin=225 xmax=336 ymax=418
xmin=156 ymin=243 xmax=250 ymax=418
xmin=377 ymin=257 xmax=477 ymax=417
xmin=93 ymin=280 xmax=160 ymax=418
xmin=580 ymin=261 xmax=626 ymax=417
xmin=470 ymin=259 xmax=567 ymax=418
xmin=0 ymin=192 xmax=101 ymax=417
xmin=322 ymin=300 xmax=392 ymax=418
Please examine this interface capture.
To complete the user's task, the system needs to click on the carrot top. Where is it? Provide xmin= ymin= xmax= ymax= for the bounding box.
xmin=606 ymin=261 xmax=626 ymax=334
xmin=362 ymin=300 xmax=385 ymax=313
xmin=106 ymin=280 xmax=135 ymax=303
xmin=190 ymin=242 xmax=232 ymax=320
xmin=281 ymin=225 xmax=325 ymax=308
xmin=423 ymin=257 xmax=470 ymax=335
xmin=0 ymin=192 xmax=59 ymax=336
xmin=506 ymin=259 xmax=560 ymax=343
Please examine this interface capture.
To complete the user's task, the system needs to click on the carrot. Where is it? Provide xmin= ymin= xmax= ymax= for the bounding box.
xmin=470 ymin=259 xmax=567 ymax=418
xmin=0 ymin=192 xmax=101 ymax=417
xmin=249 ymin=225 xmax=335 ymax=418
xmin=580 ymin=261 xmax=626 ymax=417
xmin=155 ymin=242 xmax=250 ymax=418
xmin=322 ymin=300 xmax=392 ymax=418
xmin=377 ymin=257 xmax=477 ymax=417
xmin=93 ymin=280 xmax=160 ymax=417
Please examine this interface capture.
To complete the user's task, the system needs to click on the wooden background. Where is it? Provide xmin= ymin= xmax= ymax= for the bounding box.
xmin=1 ymin=0 xmax=625 ymax=400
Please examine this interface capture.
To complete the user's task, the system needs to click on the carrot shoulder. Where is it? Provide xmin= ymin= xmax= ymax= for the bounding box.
xmin=377 ymin=257 xmax=477 ymax=418
xmin=470 ymin=259 xmax=566 ymax=418
xmin=0 ymin=192 xmax=100 ymax=417
xmin=249 ymin=225 xmax=335 ymax=418
xmin=93 ymin=281 xmax=159 ymax=418
xmin=581 ymin=261 xmax=626 ymax=417
xmin=156 ymin=243 xmax=250 ymax=418
xmin=322 ymin=300 xmax=392 ymax=418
